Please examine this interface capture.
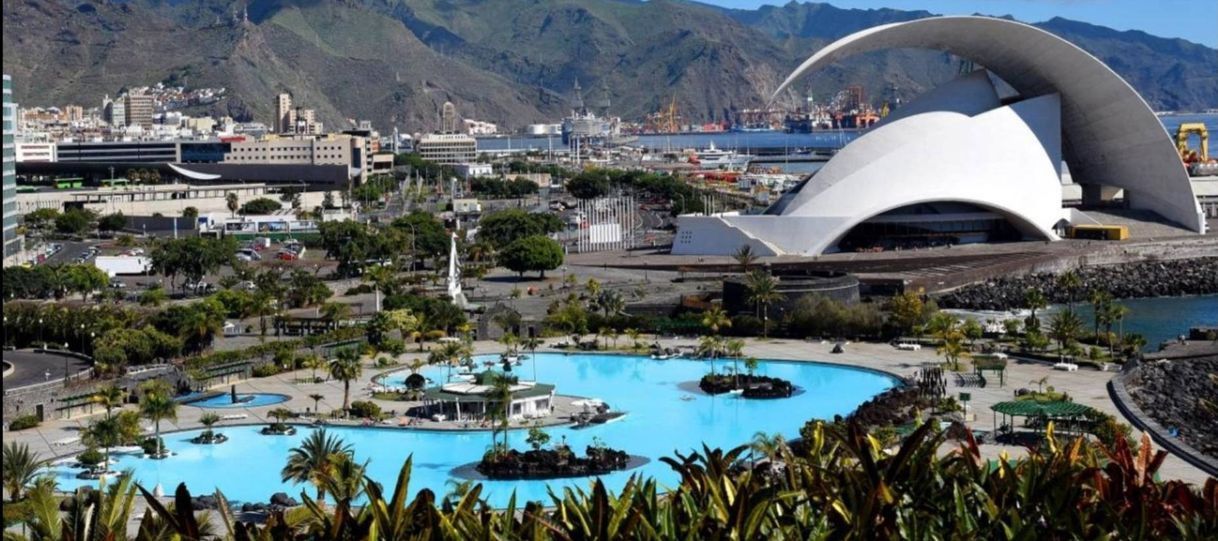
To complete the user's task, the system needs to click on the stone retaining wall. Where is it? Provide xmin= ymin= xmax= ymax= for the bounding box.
xmin=1109 ymin=361 xmax=1218 ymax=478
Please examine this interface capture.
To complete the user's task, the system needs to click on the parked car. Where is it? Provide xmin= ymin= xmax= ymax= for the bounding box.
xmin=276 ymin=251 xmax=298 ymax=261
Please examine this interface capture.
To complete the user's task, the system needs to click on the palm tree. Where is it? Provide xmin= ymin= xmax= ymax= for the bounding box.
xmin=749 ymin=431 xmax=786 ymax=466
xmin=83 ymin=417 xmax=122 ymax=472
xmin=698 ymin=335 xmax=722 ymax=375
xmin=330 ymin=348 xmax=363 ymax=414
xmin=936 ymin=330 xmax=969 ymax=371
xmin=3 ymin=441 xmax=49 ymax=501
xmin=198 ymin=412 xmax=221 ymax=442
xmin=744 ymin=356 xmax=760 ymax=378
xmin=281 ymin=428 xmax=354 ymax=501
xmin=320 ymin=453 xmax=368 ymax=503
xmin=139 ymin=382 xmax=177 ymax=458
xmin=625 ymin=328 xmax=641 ymax=350
xmin=309 ymin=393 xmax=325 ymax=415
xmin=701 ymin=305 xmax=731 ymax=335
xmin=733 ymin=245 xmax=758 ymax=273
xmin=1111 ymin=303 xmax=1131 ymax=356
xmin=225 ymin=192 xmax=239 ymax=217
xmin=1058 ymin=270 xmax=1082 ymax=310
xmin=1049 ymin=309 xmax=1085 ymax=361
xmin=489 ymin=375 xmax=514 ymax=455
xmin=1088 ymin=289 xmax=1113 ymax=340
xmin=585 ymin=277 xmax=602 ymax=299
xmin=1024 ymin=287 xmax=1048 ymax=331
xmin=320 ymin=302 xmax=352 ymax=331
xmin=725 ymin=338 xmax=745 ymax=387
xmin=745 ymin=270 xmax=781 ymax=338
xmin=94 ymin=385 xmax=126 ymax=420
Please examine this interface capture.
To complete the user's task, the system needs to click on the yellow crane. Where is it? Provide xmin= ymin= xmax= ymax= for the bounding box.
xmin=1176 ymin=122 xmax=1209 ymax=163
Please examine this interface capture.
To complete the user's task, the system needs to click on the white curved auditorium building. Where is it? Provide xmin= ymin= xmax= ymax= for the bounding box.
xmin=673 ymin=16 xmax=1205 ymax=256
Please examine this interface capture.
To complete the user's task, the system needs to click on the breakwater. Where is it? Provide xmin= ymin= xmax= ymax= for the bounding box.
xmin=936 ymin=257 xmax=1218 ymax=310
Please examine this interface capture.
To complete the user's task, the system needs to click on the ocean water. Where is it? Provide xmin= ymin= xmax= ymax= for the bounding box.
xmin=1047 ymin=294 xmax=1217 ymax=350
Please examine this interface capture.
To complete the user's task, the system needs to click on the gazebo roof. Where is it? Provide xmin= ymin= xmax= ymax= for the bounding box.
xmin=990 ymin=400 xmax=1098 ymax=419
xmin=422 ymin=383 xmax=555 ymax=402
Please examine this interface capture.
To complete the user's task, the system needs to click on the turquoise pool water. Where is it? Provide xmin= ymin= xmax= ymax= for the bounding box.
xmin=53 ymin=353 xmax=896 ymax=505
xmin=186 ymin=393 xmax=290 ymax=409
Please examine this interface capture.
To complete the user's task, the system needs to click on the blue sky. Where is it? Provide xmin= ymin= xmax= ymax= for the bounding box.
xmin=703 ymin=1 xmax=1217 ymax=47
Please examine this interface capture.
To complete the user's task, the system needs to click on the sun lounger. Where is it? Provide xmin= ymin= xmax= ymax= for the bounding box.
xmin=220 ymin=413 xmax=249 ymax=421
xmin=52 ymin=437 xmax=81 ymax=447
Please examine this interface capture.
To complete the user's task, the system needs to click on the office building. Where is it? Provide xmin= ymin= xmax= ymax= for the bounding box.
xmin=124 ymin=92 xmax=155 ymax=129
xmin=275 ymin=93 xmax=293 ymax=134
xmin=415 ymin=133 xmax=477 ymax=165
xmin=108 ymin=98 xmax=126 ymax=128
xmin=3 ymin=74 xmax=23 ymax=266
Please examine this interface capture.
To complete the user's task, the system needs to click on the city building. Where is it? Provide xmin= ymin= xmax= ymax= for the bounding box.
xmin=3 ymin=74 xmax=22 ymax=266
xmin=108 ymin=97 xmax=126 ymax=128
xmin=124 ymin=92 xmax=155 ymax=129
xmin=415 ymin=133 xmax=477 ymax=165
xmin=462 ymin=118 xmax=498 ymax=135
xmin=57 ymin=140 xmax=180 ymax=163
xmin=63 ymin=105 xmax=83 ymax=123
xmin=15 ymin=142 xmax=56 ymax=162
xmin=275 ymin=92 xmax=293 ymax=134
xmin=674 ymin=16 xmax=1205 ymax=256
xmin=441 ymin=101 xmax=459 ymax=133
xmin=454 ymin=163 xmax=493 ymax=179
xmin=527 ymin=124 xmax=562 ymax=136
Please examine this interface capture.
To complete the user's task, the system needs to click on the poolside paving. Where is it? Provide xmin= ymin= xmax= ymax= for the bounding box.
xmin=7 ymin=338 xmax=1211 ymax=490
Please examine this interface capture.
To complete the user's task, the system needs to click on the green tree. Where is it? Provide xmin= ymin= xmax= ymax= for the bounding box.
xmin=565 ymin=173 xmax=610 ymax=199
xmin=478 ymin=209 xmax=564 ymax=246
xmin=3 ymin=441 xmax=49 ymax=501
xmin=181 ymin=206 xmax=199 ymax=220
xmin=499 ymin=235 xmax=564 ymax=278
xmin=888 ymin=289 xmax=929 ymax=336
xmin=225 ymin=192 xmax=239 ymax=217
xmin=139 ymin=380 xmax=177 ymax=458
xmin=329 ymin=348 xmax=363 ymax=414
xmin=526 ymin=424 xmax=551 ymax=451
xmin=239 ymin=197 xmax=283 ymax=215
xmin=1049 ymin=309 xmax=1085 ymax=360
xmin=733 ymin=245 xmax=758 ymax=273
xmin=1024 ymin=287 xmax=1048 ymax=331
xmin=55 ymin=208 xmax=94 ymax=235
xmin=746 ymin=270 xmax=781 ymax=337
xmin=97 ymin=212 xmax=127 ymax=234
xmin=701 ymin=305 xmax=731 ymax=335
xmin=281 ymin=428 xmax=354 ymax=500
xmin=139 ymin=286 xmax=168 ymax=307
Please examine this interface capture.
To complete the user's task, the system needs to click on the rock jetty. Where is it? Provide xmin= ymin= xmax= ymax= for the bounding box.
xmin=1126 ymin=357 xmax=1218 ymax=458
xmin=937 ymin=258 xmax=1218 ymax=310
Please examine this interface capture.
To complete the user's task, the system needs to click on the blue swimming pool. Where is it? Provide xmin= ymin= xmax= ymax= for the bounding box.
xmin=186 ymin=393 xmax=290 ymax=409
xmin=53 ymin=353 xmax=897 ymax=505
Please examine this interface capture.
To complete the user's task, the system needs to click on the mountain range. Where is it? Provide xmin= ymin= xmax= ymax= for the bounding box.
xmin=3 ymin=0 xmax=1215 ymax=132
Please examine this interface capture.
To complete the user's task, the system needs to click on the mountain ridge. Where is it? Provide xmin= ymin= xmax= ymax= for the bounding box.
xmin=3 ymin=1 xmax=1214 ymax=132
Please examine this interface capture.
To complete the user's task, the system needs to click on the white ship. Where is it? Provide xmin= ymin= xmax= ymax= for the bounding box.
xmin=689 ymin=142 xmax=752 ymax=170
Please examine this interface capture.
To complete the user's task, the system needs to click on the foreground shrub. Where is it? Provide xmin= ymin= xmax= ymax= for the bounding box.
xmin=7 ymin=415 xmax=40 ymax=431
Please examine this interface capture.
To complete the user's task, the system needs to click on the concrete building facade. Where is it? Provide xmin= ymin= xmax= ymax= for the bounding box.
xmin=124 ymin=92 xmax=155 ymax=129
xmin=3 ymin=74 xmax=22 ymax=266
xmin=416 ymin=133 xmax=477 ymax=165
